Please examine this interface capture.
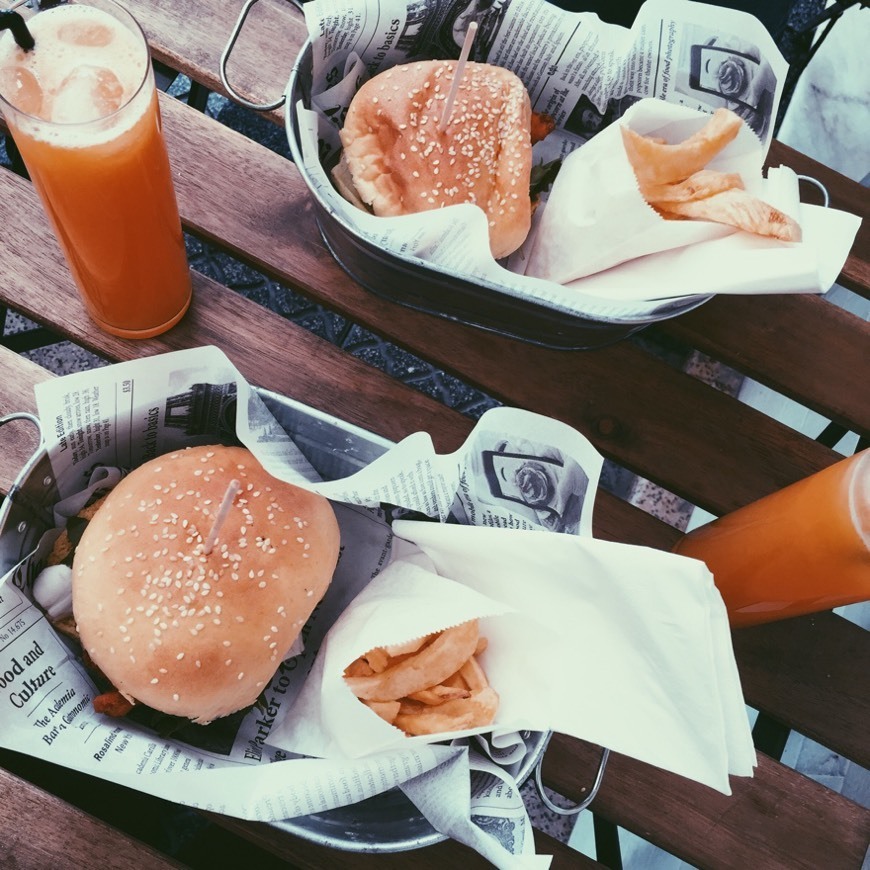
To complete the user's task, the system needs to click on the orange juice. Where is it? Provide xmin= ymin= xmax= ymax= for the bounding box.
xmin=0 ymin=1 xmax=190 ymax=338
xmin=673 ymin=450 xmax=870 ymax=627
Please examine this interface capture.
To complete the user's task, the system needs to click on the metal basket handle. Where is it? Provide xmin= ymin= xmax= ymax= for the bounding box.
xmin=533 ymin=745 xmax=609 ymax=816
xmin=220 ymin=0 xmax=288 ymax=112
xmin=0 ymin=412 xmax=42 ymax=450
xmin=0 ymin=412 xmax=44 ymax=485
xmin=0 ymin=412 xmax=45 ymax=537
xmin=796 ymin=175 xmax=830 ymax=208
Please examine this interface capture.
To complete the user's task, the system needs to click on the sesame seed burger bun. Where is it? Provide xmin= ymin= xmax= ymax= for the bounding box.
xmin=339 ymin=60 xmax=533 ymax=259
xmin=72 ymin=445 xmax=339 ymax=725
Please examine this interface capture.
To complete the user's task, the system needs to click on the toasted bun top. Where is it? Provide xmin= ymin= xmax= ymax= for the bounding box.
xmin=72 ymin=445 xmax=339 ymax=724
xmin=340 ymin=60 xmax=532 ymax=259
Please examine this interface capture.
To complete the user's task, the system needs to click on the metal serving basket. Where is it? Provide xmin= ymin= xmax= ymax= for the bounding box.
xmin=283 ymin=43 xmax=711 ymax=350
xmin=220 ymin=2 xmax=712 ymax=350
xmin=0 ymin=391 xmax=589 ymax=854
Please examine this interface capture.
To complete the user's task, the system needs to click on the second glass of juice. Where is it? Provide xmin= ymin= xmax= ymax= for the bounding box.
xmin=0 ymin=0 xmax=191 ymax=339
xmin=673 ymin=449 xmax=870 ymax=627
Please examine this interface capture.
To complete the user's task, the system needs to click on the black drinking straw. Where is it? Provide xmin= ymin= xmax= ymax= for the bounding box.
xmin=0 ymin=10 xmax=36 ymax=51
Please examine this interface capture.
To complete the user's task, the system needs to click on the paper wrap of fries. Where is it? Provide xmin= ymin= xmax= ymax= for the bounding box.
xmin=273 ymin=526 xmax=756 ymax=795
xmin=522 ymin=99 xmax=861 ymax=300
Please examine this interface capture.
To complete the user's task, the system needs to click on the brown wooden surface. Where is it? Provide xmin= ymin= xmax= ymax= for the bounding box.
xmin=732 ymin=611 xmax=870 ymax=769
xmin=0 ymin=766 xmax=185 ymax=869
xmin=543 ymin=738 xmax=870 ymax=870
xmin=653 ymin=292 xmax=870 ymax=433
xmin=0 ymin=1 xmax=867 ymax=866
xmin=208 ymin=813 xmax=604 ymax=868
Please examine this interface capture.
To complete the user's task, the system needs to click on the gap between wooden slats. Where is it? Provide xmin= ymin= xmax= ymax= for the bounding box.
xmin=652 ymin=294 xmax=869 ymax=436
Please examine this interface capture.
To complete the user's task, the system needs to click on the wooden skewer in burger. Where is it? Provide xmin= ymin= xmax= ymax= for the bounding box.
xmin=333 ymin=24 xmax=553 ymax=259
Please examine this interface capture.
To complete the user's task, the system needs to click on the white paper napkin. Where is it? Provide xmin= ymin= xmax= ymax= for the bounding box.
xmin=273 ymin=523 xmax=756 ymax=795
xmin=524 ymin=100 xmax=861 ymax=300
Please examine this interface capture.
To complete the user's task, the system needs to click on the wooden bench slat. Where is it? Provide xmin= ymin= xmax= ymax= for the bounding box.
xmin=140 ymin=0 xmax=298 ymax=130
xmin=542 ymin=737 xmax=870 ymax=870
xmin=732 ymin=611 xmax=870 ymax=768
xmin=0 ymin=766 xmax=184 ymax=869
xmin=654 ymin=293 xmax=870 ymax=435
xmin=208 ymin=813 xmax=602 ymax=868
xmin=142 ymin=0 xmax=296 ymax=111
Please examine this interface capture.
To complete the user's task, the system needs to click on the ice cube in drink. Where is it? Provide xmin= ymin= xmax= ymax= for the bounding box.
xmin=0 ymin=65 xmax=44 ymax=117
xmin=57 ymin=19 xmax=113 ymax=47
xmin=51 ymin=64 xmax=125 ymax=123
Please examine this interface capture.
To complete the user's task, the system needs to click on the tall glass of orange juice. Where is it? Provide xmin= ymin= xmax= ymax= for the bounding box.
xmin=673 ymin=449 xmax=870 ymax=627
xmin=0 ymin=0 xmax=191 ymax=339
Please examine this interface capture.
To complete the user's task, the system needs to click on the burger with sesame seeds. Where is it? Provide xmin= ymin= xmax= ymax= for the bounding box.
xmin=69 ymin=444 xmax=340 ymax=726
xmin=334 ymin=59 xmax=545 ymax=260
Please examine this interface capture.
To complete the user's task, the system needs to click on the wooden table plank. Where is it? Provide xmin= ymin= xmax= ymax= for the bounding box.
xmin=208 ymin=813 xmax=602 ymax=868
xmin=542 ymin=738 xmax=870 ymax=870
xmin=140 ymin=0 xmax=300 ymax=128
xmin=0 ymin=766 xmax=184 ymax=869
xmin=654 ymin=293 xmax=870 ymax=436
xmin=732 ymin=612 xmax=870 ymax=769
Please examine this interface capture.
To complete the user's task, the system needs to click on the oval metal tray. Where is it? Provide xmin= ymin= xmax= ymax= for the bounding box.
xmin=283 ymin=41 xmax=712 ymax=350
